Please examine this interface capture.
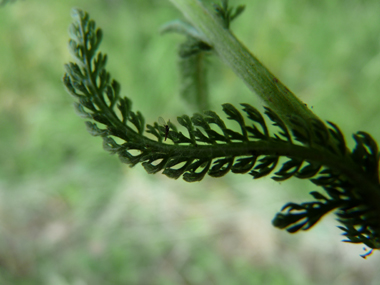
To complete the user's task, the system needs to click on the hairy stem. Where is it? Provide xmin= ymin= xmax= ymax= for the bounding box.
xmin=168 ymin=0 xmax=380 ymax=228
xmin=168 ymin=0 xmax=318 ymax=126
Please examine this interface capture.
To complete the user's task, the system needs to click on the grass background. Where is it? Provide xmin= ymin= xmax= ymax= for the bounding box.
xmin=1 ymin=0 xmax=380 ymax=284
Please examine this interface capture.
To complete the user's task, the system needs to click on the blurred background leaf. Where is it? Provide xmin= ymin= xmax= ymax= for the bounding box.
xmin=1 ymin=0 xmax=380 ymax=284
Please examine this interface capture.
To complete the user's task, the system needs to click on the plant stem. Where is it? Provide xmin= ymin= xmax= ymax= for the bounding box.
xmin=168 ymin=0 xmax=318 ymax=126
xmin=169 ymin=0 xmax=380 ymax=236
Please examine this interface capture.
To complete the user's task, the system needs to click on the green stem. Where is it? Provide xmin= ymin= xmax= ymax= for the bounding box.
xmin=168 ymin=0 xmax=318 ymax=126
xmin=168 ymin=0 xmax=380 ymax=235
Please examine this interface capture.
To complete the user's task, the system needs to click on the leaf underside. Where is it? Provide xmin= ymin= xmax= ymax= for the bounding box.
xmin=63 ymin=8 xmax=380 ymax=252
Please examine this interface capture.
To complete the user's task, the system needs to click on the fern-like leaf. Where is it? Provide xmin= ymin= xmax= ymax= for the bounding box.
xmin=63 ymin=9 xmax=380 ymax=253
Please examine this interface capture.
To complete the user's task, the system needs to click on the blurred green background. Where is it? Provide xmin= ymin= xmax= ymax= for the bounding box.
xmin=1 ymin=0 xmax=380 ymax=284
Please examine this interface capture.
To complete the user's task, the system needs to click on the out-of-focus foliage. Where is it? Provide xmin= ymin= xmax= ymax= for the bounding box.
xmin=0 ymin=0 xmax=16 ymax=6
xmin=1 ymin=0 xmax=380 ymax=284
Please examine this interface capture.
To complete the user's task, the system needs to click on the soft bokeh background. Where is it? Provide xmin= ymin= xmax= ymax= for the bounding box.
xmin=1 ymin=0 xmax=380 ymax=284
